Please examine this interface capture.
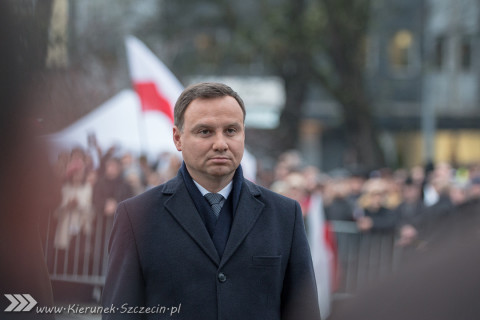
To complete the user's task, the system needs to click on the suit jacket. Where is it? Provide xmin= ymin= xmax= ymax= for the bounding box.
xmin=102 ymin=170 xmax=320 ymax=320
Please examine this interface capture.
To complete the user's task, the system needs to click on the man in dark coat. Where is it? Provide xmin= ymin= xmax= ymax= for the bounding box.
xmin=102 ymin=82 xmax=320 ymax=320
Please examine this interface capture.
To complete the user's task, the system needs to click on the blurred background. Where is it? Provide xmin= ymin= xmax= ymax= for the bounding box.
xmin=20 ymin=0 xmax=480 ymax=171
xmin=2 ymin=0 xmax=480 ymax=319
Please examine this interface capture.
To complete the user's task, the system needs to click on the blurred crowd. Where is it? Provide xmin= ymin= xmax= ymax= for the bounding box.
xmin=47 ymin=138 xmax=182 ymax=274
xmin=48 ymin=143 xmax=480 ymax=273
xmin=260 ymin=150 xmax=480 ymax=249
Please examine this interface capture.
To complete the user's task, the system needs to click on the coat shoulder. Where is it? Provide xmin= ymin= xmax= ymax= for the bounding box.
xmin=117 ymin=175 xmax=182 ymax=219
xmin=244 ymin=179 xmax=299 ymax=211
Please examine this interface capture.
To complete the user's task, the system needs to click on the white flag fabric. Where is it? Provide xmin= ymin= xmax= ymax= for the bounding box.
xmin=44 ymin=90 xmax=179 ymax=160
xmin=307 ymin=193 xmax=333 ymax=320
xmin=125 ymin=36 xmax=184 ymax=123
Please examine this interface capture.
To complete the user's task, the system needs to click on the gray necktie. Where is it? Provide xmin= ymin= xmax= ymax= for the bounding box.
xmin=204 ymin=193 xmax=224 ymax=217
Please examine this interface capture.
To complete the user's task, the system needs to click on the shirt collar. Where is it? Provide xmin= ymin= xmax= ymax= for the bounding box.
xmin=193 ymin=180 xmax=233 ymax=199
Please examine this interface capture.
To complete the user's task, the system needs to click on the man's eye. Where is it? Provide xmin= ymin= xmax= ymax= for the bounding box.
xmin=199 ymin=129 xmax=211 ymax=135
xmin=226 ymin=128 xmax=237 ymax=135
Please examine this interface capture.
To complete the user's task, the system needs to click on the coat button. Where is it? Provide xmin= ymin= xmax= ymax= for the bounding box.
xmin=218 ymin=272 xmax=227 ymax=283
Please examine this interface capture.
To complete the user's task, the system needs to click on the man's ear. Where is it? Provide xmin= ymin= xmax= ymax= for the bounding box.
xmin=172 ymin=126 xmax=182 ymax=151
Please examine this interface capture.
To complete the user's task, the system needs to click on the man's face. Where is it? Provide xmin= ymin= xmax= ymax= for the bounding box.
xmin=173 ymin=96 xmax=245 ymax=186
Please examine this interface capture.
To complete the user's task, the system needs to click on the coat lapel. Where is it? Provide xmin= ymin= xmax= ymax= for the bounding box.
xmin=163 ymin=176 xmax=220 ymax=266
xmin=220 ymin=180 xmax=265 ymax=268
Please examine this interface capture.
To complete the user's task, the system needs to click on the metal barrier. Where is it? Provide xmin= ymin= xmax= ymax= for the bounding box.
xmin=42 ymin=213 xmax=401 ymax=301
xmin=42 ymin=210 xmax=114 ymax=301
xmin=330 ymin=220 xmax=402 ymax=298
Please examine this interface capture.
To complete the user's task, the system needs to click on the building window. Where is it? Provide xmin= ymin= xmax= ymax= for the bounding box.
xmin=434 ymin=36 xmax=445 ymax=69
xmin=460 ymin=37 xmax=472 ymax=70
xmin=388 ymin=29 xmax=415 ymax=74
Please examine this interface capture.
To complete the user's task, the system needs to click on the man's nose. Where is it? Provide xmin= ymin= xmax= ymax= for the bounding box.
xmin=212 ymin=132 xmax=228 ymax=151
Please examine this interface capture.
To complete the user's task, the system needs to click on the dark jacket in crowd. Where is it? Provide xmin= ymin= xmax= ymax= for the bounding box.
xmin=364 ymin=207 xmax=398 ymax=232
xmin=329 ymin=200 xmax=480 ymax=320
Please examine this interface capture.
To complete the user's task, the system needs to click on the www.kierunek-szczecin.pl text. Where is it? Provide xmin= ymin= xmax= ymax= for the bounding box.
xmin=35 ymin=303 xmax=182 ymax=316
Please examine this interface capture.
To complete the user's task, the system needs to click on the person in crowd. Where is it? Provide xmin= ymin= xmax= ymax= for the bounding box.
xmin=96 ymin=145 xmax=119 ymax=178
xmin=137 ymin=154 xmax=154 ymax=186
xmin=92 ymin=157 xmax=134 ymax=274
xmin=53 ymin=151 xmax=70 ymax=182
xmin=448 ymin=180 xmax=469 ymax=208
xmin=93 ymin=157 xmax=135 ymax=218
xmin=53 ymin=150 xmax=94 ymax=274
xmin=283 ymin=172 xmax=310 ymax=213
xmin=467 ymin=175 xmax=480 ymax=202
xmin=158 ymin=152 xmax=183 ymax=182
xmin=324 ymin=178 xmax=355 ymax=221
xmin=393 ymin=177 xmax=426 ymax=247
xmin=102 ymin=82 xmax=321 ymax=320
xmin=421 ymin=174 xmax=453 ymax=233
xmin=410 ymin=165 xmax=425 ymax=186
xmin=273 ymin=150 xmax=303 ymax=182
xmin=121 ymin=152 xmax=145 ymax=196
xmin=145 ymin=170 xmax=162 ymax=190
xmin=345 ymin=170 xmax=367 ymax=210
xmin=423 ymin=162 xmax=452 ymax=207
xmin=355 ymin=179 xmax=398 ymax=233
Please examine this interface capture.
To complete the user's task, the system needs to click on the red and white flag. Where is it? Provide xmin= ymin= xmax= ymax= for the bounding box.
xmin=125 ymin=36 xmax=184 ymax=123
xmin=307 ymin=193 xmax=339 ymax=320
xmin=125 ymin=36 xmax=258 ymax=174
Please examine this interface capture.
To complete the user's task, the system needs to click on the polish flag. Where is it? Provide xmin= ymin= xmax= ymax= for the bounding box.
xmin=125 ymin=36 xmax=183 ymax=123
xmin=306 ymin=193 xmax=339 ymax=320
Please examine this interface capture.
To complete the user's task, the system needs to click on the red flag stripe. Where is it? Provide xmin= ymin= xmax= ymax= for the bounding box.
xmin=134 ymin=81 xmax=174 ymax=123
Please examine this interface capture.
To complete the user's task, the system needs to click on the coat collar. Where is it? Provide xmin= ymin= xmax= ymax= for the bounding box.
xmin=220 ymin=179 xmax=264 ymax=268
xmin=162 ymin=170 xmax=264 ymax=267
xmin=163 ymin=172 xmax=220 ymax=265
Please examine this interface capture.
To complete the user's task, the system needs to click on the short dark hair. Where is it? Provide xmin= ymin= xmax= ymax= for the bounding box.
xmin=174 ymin=82 xmax=246 ymax=131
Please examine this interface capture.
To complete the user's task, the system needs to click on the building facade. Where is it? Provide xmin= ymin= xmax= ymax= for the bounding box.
xmin=307 ymin=0 xmax=480 ymax=171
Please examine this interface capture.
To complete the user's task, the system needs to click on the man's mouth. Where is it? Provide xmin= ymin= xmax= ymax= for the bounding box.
xmin=209 ymin=157 xmax=230 ymax=164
